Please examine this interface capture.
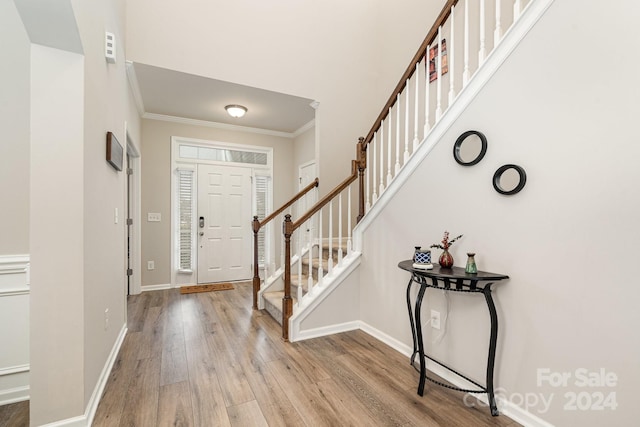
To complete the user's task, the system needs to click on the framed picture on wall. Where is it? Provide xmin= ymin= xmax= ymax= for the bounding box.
xmin=428 ymin=38 xmax=448 ymax=82
xmin=106 ymin=131 xmax=123 ymax=171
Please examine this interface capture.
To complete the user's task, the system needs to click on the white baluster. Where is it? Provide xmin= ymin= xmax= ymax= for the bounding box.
xmin=379 ymin=122 xmax=385 ymax=195
xmin=328 ymin=200 xmax=333 ymax=275
xmin=394 ymin=97 xmax=401 ymax=175
xmin=413 ymin=63 xmax=420 ymax=152
xmin=297 ymin=228 xmax=302 ymax=305
xmin=386 ymin=112 xmax=393 ymax=186
xmin=366 ymin=143 xmax=371 ymax=212
xmin=463 ymin=0 xmax=471 ymax=85
xmin=280 ymin=213 xmax=285 ymax=269
xmin=448 ymin=5 xmax=456 ymax=105
xmin=404 ymin=81 xmax=410 ymax=163
xmin=297 ymin=275 xmax=303 ymax=306
xmin=424 ymin=57 xmax=431 ymax=135
xmin=317 ymin=209 xmax=323 ymax=287
xmin=307 ymin=219 xmax=313 ymax=295
xmin=338 ymin=192 xmax=343 ymax=265
xmin=372 ymin=132 xmax=378 ymax=203
xmin=494 ymin=0 xmax=503 ymax=45
xmin=479 ymin=0 xmax=486 ymax=64
xmin=263 ymin=263 xmax=268 ymax=285
xmin=347 ymin=186 xmax=352 ymax=255
xmin=514 ymin=0 xmax=522 ymax=20
xmin=436 ymin=26 xmax=443 ymax=121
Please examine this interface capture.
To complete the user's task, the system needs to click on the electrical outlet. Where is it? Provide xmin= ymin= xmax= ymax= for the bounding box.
xmin=430 ymin=309 xmax=441 ymax=330
xmin=147 ymin=260 xmax=155 ymax=270
xmin=104 ymin=308 xmax=109 ymax=331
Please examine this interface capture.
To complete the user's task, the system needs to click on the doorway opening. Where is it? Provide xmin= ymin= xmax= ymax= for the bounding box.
xmin=170 ymin=137 xmax=273 ymax=287
xmin=125 ymin=130 xmax=141 ymax=295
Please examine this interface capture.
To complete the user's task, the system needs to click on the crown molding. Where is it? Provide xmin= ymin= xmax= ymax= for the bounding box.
xmin=143 ymin=113 xmax=301 ymax=139
xmin=292 ymin=119 xmax=315 ymax=138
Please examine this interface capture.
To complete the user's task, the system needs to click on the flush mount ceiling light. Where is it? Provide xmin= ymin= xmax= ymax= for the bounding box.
xmin=225 ymin=104 xmax=247 ymax=118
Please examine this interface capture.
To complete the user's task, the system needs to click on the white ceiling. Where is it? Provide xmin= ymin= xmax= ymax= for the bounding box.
xmin=130 ymin=63 xmax=316 ymax=134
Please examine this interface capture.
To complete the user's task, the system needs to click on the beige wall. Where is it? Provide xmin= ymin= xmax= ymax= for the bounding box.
xmin=0 ymin=0 xmax=30 ymax=256
xmin=71 ymin=0 xmax=139 ymax=409
xmin=359 ymin=0 xmax=640 ymax=425
xmin=141 ymin=119 xmax=294 ymax=287
xmin=126 ymin=0 xmax=446 ymax=197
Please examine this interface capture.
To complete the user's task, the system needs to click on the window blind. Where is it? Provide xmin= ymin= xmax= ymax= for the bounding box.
xmin=177 ymin=169 xmax=194 ymax=271
xmin=255 ymin=175 xmax=270 ymax=265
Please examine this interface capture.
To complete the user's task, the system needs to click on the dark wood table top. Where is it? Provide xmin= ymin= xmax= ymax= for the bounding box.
xmin=398 ymin=260 xmax=509 ymax=282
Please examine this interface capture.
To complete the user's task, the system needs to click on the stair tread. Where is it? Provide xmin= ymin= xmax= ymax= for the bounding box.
xmin=301 ymin=257 xmax=330 ymax=270
xmin=321 ymin=241 xmax=349 ymax=251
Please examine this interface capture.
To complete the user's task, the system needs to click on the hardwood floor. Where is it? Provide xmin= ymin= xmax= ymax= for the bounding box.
xmin=1 ymin=282 xmax=520 ymax=426
xmin=0 ymin=401 xmax=28 ymax=427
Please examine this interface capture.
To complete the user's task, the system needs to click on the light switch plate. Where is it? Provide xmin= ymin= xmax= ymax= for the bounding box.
xmin=148 ymin=213 xmax=161 ymax=222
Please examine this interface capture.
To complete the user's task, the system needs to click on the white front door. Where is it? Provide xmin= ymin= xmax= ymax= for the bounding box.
xmin=197 ymin=164 xmax=252 ymax=283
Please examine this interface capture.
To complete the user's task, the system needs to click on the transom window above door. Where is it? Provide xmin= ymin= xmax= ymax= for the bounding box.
xmin=178 ymin=144 xmax=268 ymax=165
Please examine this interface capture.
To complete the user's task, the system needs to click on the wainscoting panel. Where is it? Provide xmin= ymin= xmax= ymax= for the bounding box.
xmin=0 ymin=255 xmax=30 ymax=405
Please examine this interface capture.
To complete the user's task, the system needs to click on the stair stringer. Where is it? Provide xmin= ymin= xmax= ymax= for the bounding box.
xmin=289 ymin=251 xmax=362 ymax=342
xmin=287 ymin=0 xmax=554 ymax=342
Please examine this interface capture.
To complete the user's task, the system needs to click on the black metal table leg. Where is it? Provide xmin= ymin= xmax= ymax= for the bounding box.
xmin=415 ymin=282 xmax=428 ymax=396
xmin=406 ymin=277 xmax=418 ymax=365
xmin=483 ymin=283 xmax=499 ymax=416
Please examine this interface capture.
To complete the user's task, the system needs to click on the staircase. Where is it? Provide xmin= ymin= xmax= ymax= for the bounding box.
xmin=262 ymin=241 xmax=346 ymax=325
xmin=253 ymin=0 xmax=552 ymax=341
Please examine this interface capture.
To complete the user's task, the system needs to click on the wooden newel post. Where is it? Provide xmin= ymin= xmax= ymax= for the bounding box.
xmin=252 ymin=216 xmax=261 ymax=310
xmin=282 ymin=214 xmax=294 ymax=341
xmin=356 ymin=137 xmax=367 ymax=223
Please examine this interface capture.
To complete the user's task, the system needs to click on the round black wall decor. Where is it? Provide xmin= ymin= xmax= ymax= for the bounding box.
xmin=453 ymin=130 xmax=488 ymax=166
xmin=492 ymin=164 xmax=527 ymax=195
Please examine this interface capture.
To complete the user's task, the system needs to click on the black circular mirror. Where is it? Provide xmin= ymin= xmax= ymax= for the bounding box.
xmin=493 ymin=164 xmax=527 ymax=195
xmin=453 ymin=130 xmax=487 ymax=166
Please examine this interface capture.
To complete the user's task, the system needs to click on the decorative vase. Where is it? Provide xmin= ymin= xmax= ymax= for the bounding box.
xmin=439 ymin=249 xmax=454 ymax=268
xmin=465 ymin=253 xmax=477 ymax=274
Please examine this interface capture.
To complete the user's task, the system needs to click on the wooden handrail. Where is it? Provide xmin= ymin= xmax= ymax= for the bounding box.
xmin=258 ymin=177 xmax=319 ymax=229
xmin=252 ymin=177 xmax=319 ymax=309
xmin=363 ymin=0 xmax=459 ymax=145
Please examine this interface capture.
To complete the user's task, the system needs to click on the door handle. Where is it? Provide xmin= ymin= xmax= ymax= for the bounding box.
xmin=199 ymin=216 xmax=205 ymax=228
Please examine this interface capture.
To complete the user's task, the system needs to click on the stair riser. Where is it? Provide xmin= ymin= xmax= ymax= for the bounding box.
xmin=263 ymin=297 xmax=283 ymax=325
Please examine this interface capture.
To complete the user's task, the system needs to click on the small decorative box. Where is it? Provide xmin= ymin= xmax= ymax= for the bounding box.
xmin=413 ymin=247 xmax=433 ymax=270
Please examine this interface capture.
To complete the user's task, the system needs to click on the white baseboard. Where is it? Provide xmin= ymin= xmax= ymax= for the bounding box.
xmin=141 ymin=283 xmax=171 ymax=292
xmin=0 ymin=385 xmax=29 ymax=406
xmin=84 ymin=324 xmax=127 ymax=426
xmin=294 ymin=320 xmax=360 ymax=341
xmin=358 ymin=322 xmax=414 ymax=356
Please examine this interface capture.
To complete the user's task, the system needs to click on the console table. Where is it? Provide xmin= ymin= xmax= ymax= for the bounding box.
xmin=398 ymin=260 xmax=509 ymax=416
